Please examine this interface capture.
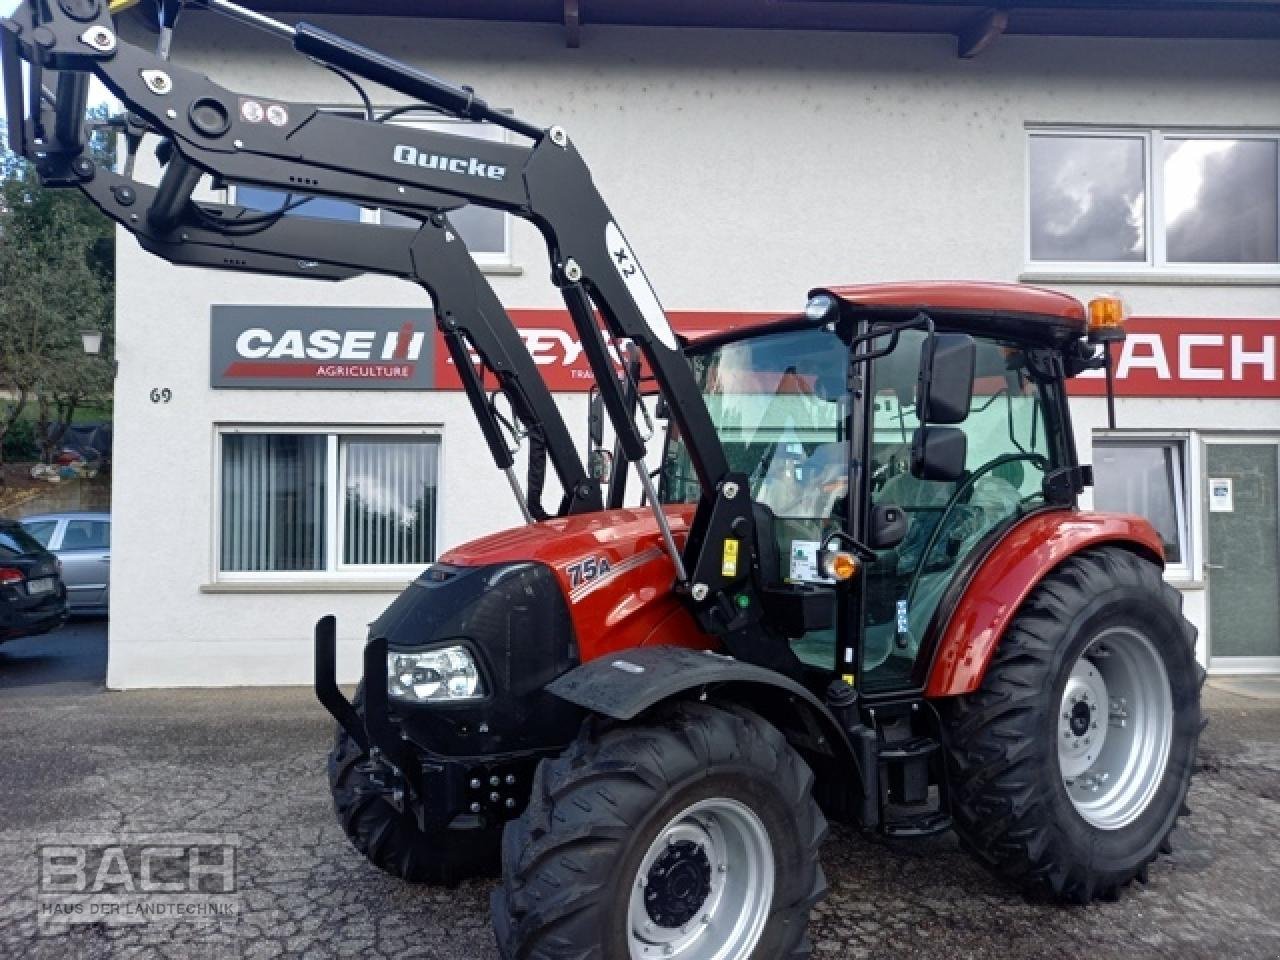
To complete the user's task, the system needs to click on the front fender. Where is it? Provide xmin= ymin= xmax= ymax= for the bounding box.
xmin=546 ymin=644 xmax=860 ymax=773
xmin=923 ymin=510 xmax=1164 ymax=698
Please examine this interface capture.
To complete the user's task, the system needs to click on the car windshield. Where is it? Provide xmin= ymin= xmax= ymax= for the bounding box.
xmin=659 ymin=324 xmax=848 ymax=516
xmin=0 ymin=524 xmax=46 ymax=557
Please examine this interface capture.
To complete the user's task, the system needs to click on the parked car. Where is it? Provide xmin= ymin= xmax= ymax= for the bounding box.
xmin=19 ymin=512 xmax=110 ymax=615
xmin=0 ymin=519 xmax=68 ymax=642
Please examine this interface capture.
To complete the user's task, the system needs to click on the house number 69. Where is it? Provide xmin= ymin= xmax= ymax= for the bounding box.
xmin=150 ymin=387 xmax=173 ymax=404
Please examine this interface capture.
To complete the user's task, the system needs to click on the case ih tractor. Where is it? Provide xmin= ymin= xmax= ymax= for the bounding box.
xmin=4 ymin=2 xmax=1202 ymax=957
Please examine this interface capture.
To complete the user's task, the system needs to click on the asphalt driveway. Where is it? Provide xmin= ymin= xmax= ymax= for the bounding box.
xmin=0 ymin=630 xmax=1276 ymax=959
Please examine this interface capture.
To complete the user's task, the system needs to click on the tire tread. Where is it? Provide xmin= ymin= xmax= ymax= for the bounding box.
xmin=939 ymin=546 xmax=1202 ymax=904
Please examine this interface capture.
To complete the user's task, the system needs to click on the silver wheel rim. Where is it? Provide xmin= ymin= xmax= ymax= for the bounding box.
xmin=1058 ymin=626 xmax=1174 ymax=830
xmin=627 ymin=798 xmax=775 ymax=960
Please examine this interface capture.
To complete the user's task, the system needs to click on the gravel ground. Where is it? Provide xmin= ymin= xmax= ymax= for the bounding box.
xmin=0 ymin=625 xmax=1277 ymax=959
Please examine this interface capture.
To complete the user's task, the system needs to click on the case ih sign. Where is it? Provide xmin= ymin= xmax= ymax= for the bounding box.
xmin=212 ymin=306 xmax=1280 ymax=397
xmin=211 ymin=306 xmax=434 ymax=389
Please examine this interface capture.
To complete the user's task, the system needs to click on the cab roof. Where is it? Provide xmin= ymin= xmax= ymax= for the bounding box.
xmin=815 ymin=281 xmax=1088 ymax=343
xmin=683 ymin=281 xmax=1090 ymax=353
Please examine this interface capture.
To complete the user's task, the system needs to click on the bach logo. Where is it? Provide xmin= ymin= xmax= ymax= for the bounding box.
xmin=36 ymin=833 xmax=239 ymax=934
xmin=393 ymin=144 xmax=506 ymax=181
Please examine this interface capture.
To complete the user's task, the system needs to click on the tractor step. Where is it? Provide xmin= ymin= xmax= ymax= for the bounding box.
xmin=881 ymin=810 xmax=953 ymax=839
xmin=878 ymin=736 xmax=940 ymax=763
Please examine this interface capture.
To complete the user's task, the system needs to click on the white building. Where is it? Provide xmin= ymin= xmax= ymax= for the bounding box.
xmin=108 ymin=2 xmax=1280 ymax=688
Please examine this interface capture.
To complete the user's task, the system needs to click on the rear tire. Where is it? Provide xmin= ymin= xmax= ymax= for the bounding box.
xmin=940 ymin=547 xmax=1204 ymax=903
xmin=492 ymin=701 xmax=827 ymax=959
xmin=327 ymin=684 xmax=500 ymax=885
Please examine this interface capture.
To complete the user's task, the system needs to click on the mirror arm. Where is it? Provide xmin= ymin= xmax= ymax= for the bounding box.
xmin=821 ymin=528 xmax=879 ymax=563
xmin=849 ymin=312 xmax=935 ymax=360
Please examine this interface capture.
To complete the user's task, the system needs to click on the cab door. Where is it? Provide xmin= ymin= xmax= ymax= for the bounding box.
xmin=858 ymin=330 xmax=1057 ymax=694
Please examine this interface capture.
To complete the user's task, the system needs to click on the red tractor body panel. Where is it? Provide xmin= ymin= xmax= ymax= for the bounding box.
xmin=440 ymin=506 xmax=712 ymax=663
xmin=923 ymin=510 xmax=1165 ymax=699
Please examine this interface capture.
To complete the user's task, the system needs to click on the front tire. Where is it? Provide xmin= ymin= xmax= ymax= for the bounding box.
xmin=940 ymin=546 xmax=1204 ymax=902
xmin=327 ymin=684 xmax=501 ymax=885
xmin=493 ymin=701 xmax=827 ymax=959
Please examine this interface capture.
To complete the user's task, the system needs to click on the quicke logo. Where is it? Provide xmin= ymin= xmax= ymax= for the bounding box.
xmin=393 ymin=144 xmax=506 ymax=181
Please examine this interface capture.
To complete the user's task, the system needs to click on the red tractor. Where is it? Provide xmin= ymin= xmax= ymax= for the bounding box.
xmin=5 ymin=3 xmax=1201 ymax=958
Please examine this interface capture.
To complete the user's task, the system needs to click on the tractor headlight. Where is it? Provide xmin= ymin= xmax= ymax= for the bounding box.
xmin=387 ymin=646 xmax=484 ymax=703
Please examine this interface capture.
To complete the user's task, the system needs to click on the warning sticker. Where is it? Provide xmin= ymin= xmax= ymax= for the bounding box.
xmin=721 ymin=538 xmax=739 ymax=578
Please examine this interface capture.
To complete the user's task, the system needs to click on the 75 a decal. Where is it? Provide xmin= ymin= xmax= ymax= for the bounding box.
xmin=567 ymin=555 xmax=612 ymax=590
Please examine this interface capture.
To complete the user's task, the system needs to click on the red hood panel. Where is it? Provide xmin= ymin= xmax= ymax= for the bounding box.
xmin=441 ymin=506 xmax=694 ymax=567
xmin=440 ymin=506 xmax=711 ymax=662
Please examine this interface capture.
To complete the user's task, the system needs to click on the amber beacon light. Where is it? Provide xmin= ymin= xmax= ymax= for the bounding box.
xmin=1087 ymin=295 xmax=1128 ymax=344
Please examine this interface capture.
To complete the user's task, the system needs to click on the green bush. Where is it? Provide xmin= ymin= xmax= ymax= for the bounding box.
xmin=2 ymin=419 xmax=39 ymax=462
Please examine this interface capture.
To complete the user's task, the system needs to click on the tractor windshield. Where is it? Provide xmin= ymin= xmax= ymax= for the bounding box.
xmin=660 ymin=324 xmax=848 ymax=523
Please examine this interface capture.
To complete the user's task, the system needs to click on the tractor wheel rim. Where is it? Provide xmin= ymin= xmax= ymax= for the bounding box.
xmin=1058 ymin=626 xmax=1174 ymax=830
xmin=627 ymin=797 xmax=774 ymax=960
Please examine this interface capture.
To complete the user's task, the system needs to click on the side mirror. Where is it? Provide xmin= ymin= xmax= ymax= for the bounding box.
xmin=917 ymin=333 xmax=976 ymax=424
xmin=868 ymin=502 xmax=908 ymax=550
xmin=911 ymin=426 xmax=967 ymax=482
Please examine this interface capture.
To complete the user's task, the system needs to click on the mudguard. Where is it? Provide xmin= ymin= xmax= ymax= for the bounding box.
xmin=546 ymin=644 xmax=858 ymax=766
xmin=923 ymin=510 xmax=1165 ymax=698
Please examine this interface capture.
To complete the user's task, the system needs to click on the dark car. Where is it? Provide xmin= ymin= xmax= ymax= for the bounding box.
xmin=0 ymin=519 xmax=68 ymax=642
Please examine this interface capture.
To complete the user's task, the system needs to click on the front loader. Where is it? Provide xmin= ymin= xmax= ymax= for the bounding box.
xmin=2 ymin=2 xmax=1203 ymax=957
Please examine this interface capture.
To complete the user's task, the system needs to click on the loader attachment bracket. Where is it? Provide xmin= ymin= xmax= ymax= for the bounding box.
xmin=3 ymin=0 xmax=778 ymax=657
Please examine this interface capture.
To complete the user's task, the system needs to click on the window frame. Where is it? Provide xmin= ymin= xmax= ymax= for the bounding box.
xmin=226 ymin=110 xmax=513 ymax=268
xmin=1026 ymin=126 xmax=1280 ymax=279
xmin=1091 ymin=434 xmax=1195 ymax=582
xmin=212 ymin=424 xmax=444 ymax=583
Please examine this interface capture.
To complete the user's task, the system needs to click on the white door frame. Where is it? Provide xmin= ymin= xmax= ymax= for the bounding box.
xmin=1202 ymin=434 xmax=1280 ymax=675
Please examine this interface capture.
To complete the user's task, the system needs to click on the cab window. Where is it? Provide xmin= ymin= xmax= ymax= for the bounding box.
xmin=862 ymin=329 xmax=1055 ymax=691
xmin=660 ymin=325 xmax=849 ymax=669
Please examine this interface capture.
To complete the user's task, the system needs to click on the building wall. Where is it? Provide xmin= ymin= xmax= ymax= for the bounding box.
xmin=108 ymin=15 xmax=1280 ymax=687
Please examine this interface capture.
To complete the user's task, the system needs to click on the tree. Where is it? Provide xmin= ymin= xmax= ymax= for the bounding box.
xmin=0 ymin=105 xmax=115 ymax=465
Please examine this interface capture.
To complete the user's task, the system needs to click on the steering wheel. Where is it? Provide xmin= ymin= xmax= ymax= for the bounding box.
xmin=902 ymin=452 xmax=1049 ymax=615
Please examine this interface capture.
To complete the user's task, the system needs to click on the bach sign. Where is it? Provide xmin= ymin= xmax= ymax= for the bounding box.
xmin=1071 ymin=316 xmax=1280 ymax=399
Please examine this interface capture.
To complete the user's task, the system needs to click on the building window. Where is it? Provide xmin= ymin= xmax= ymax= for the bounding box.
xmin=342 ymin=438 xmax=440 ymax=566
xmin=218 ymin=430 xmax=440 ymax=576
xmin=1092 ymin=439 xmax=1189 ymax=568
xmin=1028 ymin=129 xmax=1280 ymax=274
xmin=233 ymin=117 xmax=510 ymax=263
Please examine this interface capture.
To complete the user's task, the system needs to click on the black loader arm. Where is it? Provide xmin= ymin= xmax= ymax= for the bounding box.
xmin=0 ymin=0 xmax=781 ymax=660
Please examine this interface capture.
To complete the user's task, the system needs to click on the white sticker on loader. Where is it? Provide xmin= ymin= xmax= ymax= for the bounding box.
xmin=605 ymin=221 xmax=678 ymax=352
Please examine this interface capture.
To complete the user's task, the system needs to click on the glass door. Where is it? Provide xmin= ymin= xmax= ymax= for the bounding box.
xmin=1204 ymin=439 xmax=1280 ymax=672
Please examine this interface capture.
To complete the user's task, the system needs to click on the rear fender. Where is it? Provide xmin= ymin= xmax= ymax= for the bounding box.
xmin=546 ymin=644 xmax=860 ymax=773
xmin=923 ymin=511 xmax=1164 ymax=698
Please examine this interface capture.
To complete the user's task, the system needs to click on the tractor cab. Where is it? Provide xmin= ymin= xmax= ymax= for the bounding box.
xmin=661 ymin=282 xmax=1095 ymax=699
